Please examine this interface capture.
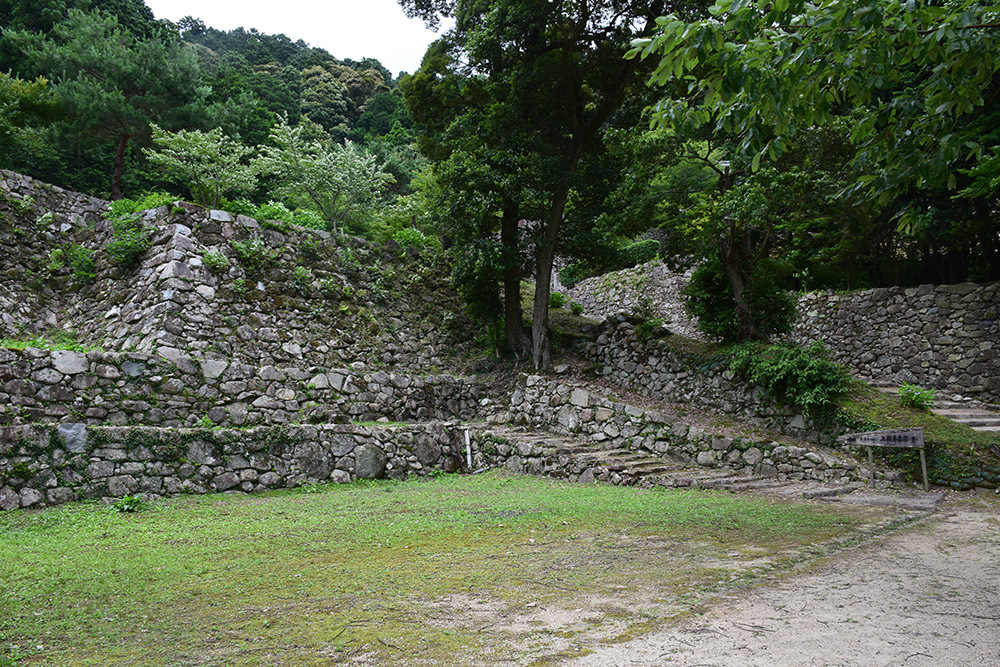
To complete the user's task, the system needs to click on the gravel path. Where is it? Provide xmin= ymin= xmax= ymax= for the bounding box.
xmin=562 ymin=508 xmax=1000 ymax=666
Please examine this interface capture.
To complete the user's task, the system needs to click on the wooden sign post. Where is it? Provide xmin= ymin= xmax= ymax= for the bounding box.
xmin=838 ymin=428 xmax=928 ymax=491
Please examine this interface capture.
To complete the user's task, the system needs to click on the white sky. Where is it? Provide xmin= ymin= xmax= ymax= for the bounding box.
xmin=144 ymin=0 xmax=447 ymax=77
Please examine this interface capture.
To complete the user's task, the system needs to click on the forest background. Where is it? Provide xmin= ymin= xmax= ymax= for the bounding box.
xmin=1 ymin=0 xmax=998 ymax=368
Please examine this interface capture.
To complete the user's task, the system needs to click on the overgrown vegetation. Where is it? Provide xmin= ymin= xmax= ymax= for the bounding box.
xmin=729 ymin=341 xmax=851 ymax=419
xmin=898 ymin=384 xmax=937 ymax=411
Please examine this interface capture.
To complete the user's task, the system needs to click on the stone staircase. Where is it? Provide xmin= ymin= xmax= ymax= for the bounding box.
xmin=483 ymin=426 xmax=865 ymax=501
xmin=876 ymin=385 xmax=1000 ymax=433
xmin=480 ymin=425 xmax=946 ymax=512
xmin=930 ymin=399 xmax=1000 ymax=433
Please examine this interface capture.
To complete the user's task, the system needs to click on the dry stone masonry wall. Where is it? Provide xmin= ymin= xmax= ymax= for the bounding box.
xmin=0 ymin=346 xmax=485 ymax=428
xmin=480 ymin=374 xmax=862 ymax=486
xmin=568 ymin=260 xmax=999 ymax=403
xmin=0 ymin=421 xmax=481 ymax=510
xmin=794 ymin=283 xmax=1000 ymax=402
xmin=580 ymin=318 xmax=830 ymax=443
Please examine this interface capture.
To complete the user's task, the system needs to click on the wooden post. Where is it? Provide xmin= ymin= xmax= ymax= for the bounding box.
xmin=919 ymin=447 xmax=930 ymax=492
xmin=868 ymin=446 xmax=875 ymax=488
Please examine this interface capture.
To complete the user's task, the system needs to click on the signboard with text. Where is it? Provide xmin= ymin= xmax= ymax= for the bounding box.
xmin=839 ymin=428 xmax=925 ymax=449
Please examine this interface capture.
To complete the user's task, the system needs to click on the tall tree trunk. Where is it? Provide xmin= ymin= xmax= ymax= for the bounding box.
xmin=720 ymin=240 xmax=756 ymax=341
xmin=111 ymin=132 xmax=129 ymax=200
xmin=501 ymin=205 xmax=530 ymax=358
xmin=532 ymin=186 xmax=570 ymax=370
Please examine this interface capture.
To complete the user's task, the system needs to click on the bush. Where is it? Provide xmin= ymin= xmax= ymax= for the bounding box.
xmin=682 ymin=255 xmax=795 ymax=343
xmin=201 ymin=250 xmax=230 ymax=274
xmin=112 ymin=494 xmax=145 ymax=513
xmin=729 ymin=341 xmax=850 ymax=417
xmin=105 ymin=194 xmax=165 ymax=271
xmin=291 ymin=265 xmax=312 ymax=296
xmin=231 ymin=236 xmax=279 ymax=272
xmin=106 ymin=223 xmax=152 ymax=270
xmin=619 ymin=238 xmax=659 ymax=267
xmin=549 ymin=291 xmax=568 ymax=308
xmin=559 ymin=261 xmax=592 ymax=288
xmin=66 ymin=244 xmax=95 ymax=284
xmin=898 ymin=384 xmax=936 ymax=411
xmin=570 ymin=301 xmax=584 ymax=316
xmin=393 ymin=227 xmax=439 ymax=251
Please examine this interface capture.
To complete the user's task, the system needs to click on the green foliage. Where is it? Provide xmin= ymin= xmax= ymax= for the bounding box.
xmin=231 ymin=236 xmax=279 ymax=272
xmin=291 ymin=266 xmax=312 ymax=296
xmin=256 ymin=116 xmax=394 ymax=235
xmin=0 ymin=328 xmax=95 ymax=352
xmin=630 ymin=296 xmax=665 ymax=340
xmin=569 ymin=301 xmax=584 ymax=316
xmin=201 ymin=250 xmax=230 ymax=274
xmin=630 ymin=0 xmax=1000 ymax=212
xmin=112 ymin=494 xmax=146 ymax=513
xmin=66 ymin=243 xmax=94 ymax=284
xmin=548 ymin=291 xmax=568 ymax=309
xmin=682 ymin=256 xmax=795 ymax=343
xmin=729 ymin=342 xmax=851 ymax=417
xmin=144 ymin=124 xmax=258 ymax=209
xmin=898 ymin=384 xmax=937 ymax=412
xmin=9 ymin=9 xmax=210 ymax=197
xmin=392 ymin=227 xmax=438 ymax=251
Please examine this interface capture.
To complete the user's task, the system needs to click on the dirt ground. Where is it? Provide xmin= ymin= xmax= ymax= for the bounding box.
xmin=561 ymin=504 xmax=1000 ymax=667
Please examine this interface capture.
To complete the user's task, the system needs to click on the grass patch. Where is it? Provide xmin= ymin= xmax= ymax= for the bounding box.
xmin=0 ymin=329 xmax=99 ymax=353
xmin=840 ymin=386 xmax=1000 ymax=486
xmin=1 ymin=472 xmax=890 ymax=666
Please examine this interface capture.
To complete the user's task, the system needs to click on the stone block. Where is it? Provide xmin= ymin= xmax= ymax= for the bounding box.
xmin=355 ymin=445 xmax=388 ymax=479
xmin=57 ymin=422 xmax=87 ymax=453
xmin=51 ymin=350 xmax=88 ymax=375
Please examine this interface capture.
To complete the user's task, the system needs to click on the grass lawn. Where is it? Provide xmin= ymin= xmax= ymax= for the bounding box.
xmin=2 ymin=472 xmax=898 ymax=666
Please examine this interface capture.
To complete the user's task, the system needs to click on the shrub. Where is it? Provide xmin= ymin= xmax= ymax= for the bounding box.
xmin=201 ymin=250 xmax=230 ymax=274
xmin=106 ymin=222 xmax=152 ymax=270
xmin=549 ymin=291 xmax=568 ymax=308
xmin=729 ymin=341 xmax=850 ymax=417
xmin=898 ymin=384 xmax=936 ymax=411
xmin=231 ymin=236 xmax=279 ymax=272
xmin=570 ymin=301 xmax=584 ymax=316
xmin=619 ymin=238 xmax=659 ymax=267
xmin=65 ymin=244 xmax=95 ymax=284
xmin=682 ymin=255 xmax=795 ymax=343
xmin=393 ymin=227 xmax=439 ymax=251
xmin=293 ymin=209 xmax=326 ymax=230
xmin=291 ymin=265 xmax=312 ymax=296
xmin=105 ymin=194 xmax=165 ymax=271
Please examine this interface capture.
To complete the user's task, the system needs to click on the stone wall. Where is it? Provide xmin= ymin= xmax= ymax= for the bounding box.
xmin=480 ymin=374 xmax=862 ymax=486
xmin=579 ymin=318 xmax=830 ymax=442
xmin=794 ymin=283 xmax=1000 ymax=402
xmin=0 ymin=346 xmax=486 ymax=428
xmin=565 ymin=260 xmax=999 ymax=403
xmin=0 ymin=170 xmax=474 ymax=376
xmin=0 ymin=421 xmax=482 ymax=510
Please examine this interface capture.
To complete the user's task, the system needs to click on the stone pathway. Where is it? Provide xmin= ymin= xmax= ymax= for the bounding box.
xmin=561 ymin=507 xmax=1000 ymax=666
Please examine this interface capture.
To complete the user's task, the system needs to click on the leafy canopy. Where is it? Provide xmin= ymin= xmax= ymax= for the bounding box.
xmin=629 ymin=0 xmax=1000 ymax=204
xmin=144 ymin=125 xmax=258 ymax=209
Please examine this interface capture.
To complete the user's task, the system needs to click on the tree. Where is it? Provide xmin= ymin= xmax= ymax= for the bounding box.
xmin=9 ymin=9 xmax=209 ymax=198
xmin=0 ymin=72 xmax=58 ymax=167
xmin=400 ymin=0 xmax=670 ymax=368
xmin=144 ymin=125 xmax=258 ymax=209
xmin=256 ymin=117 xmax=394 ymax=234
xmin=629 ymin=0 xmax=1000 ymax=208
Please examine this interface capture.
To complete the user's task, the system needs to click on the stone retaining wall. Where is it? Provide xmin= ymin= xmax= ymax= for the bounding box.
xmin=0 ymin=421 xmax=480 ymax=510
xmin=482 ymin=374 xmax=863 ymax=485
xmin=0 ymin=346 xmax=485 ymax=428
xmin=794 ymin=282 xmax=1000 ymax=402
xmin=579 ymin=318 xmax=830 ymax=443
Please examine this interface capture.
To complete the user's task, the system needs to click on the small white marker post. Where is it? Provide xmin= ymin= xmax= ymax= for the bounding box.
xmin=465 ymin=429 xmax=472 ymax=469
